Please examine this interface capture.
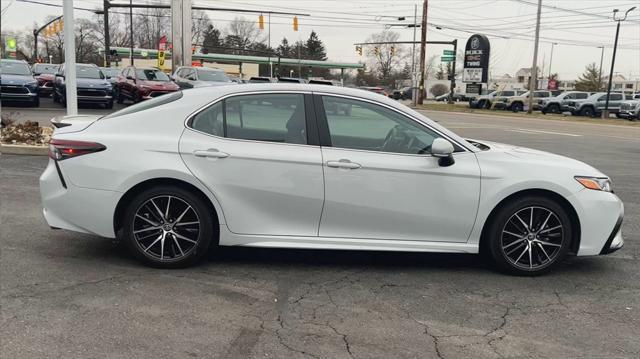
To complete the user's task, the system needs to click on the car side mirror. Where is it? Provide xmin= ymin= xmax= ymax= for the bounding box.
xmin=430 ymin=138 xmax=455 ymax=167
xmin=126 ymin=76 xmax=134 ymax=80
xmin=106 ymin=75 xmax=111 ymax=79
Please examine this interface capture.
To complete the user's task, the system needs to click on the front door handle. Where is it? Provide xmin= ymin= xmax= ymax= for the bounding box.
xmin=193 ymin=149 xmax=229 ymax=158
xmin=326 ymin=159 xmax=361 ymax=169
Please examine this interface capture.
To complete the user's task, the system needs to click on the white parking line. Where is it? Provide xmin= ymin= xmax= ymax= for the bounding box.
xmin=508 ymin=129 xmax=582 ymax=137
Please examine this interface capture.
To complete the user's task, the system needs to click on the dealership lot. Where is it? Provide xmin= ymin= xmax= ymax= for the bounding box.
xmin=1 ymin=111 xmax=639 ymax=358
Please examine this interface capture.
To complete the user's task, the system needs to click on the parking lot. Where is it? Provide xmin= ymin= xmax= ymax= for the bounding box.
xmin=1 ymin=110 xmax=639 ymax=358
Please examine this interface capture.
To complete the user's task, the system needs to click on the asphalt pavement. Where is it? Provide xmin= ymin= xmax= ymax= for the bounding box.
xmin=1 ymin=109 xmax=639 ymax=358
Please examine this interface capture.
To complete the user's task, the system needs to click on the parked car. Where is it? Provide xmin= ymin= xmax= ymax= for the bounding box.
xmin=485 ymin=90 xmax=526 ymax=110
xmin=99 ymin=67 xmax=121 ymax=86
xmin=0 ymin=59 xmax=40 ymax=106
xmin=359 ymin=86 xmax=390 ymax=97
xmin=616 ymin=100 xmax=639 ymax=121
xmin=53 ymin=63 xmax=113 ymax=108
xmin=499 ymin=90 xmax=554 ymax=112
xmin=435 ymin=93 xmax=468 ymax=102
xmin=392 ymin=86 xmax=413 ymax=100
xmin=172 ymin=66 xmax=233 ymax=89
xmin=33 ymin=63 xmax=59 ymax=97
xmin=567 ymin=92 xmax=628 ymax=117
xmin=540 ymin=91 xmax=590 ymax=114
xmin=277 ymin=77 xmax=306 ymax=84
xmin=115 ymin=66 xmax=179 ymax=103
xmin=248 ymin=76 xmax=275 ymax=83
xmin=468 ymin=90 xmax=497 ymax=109
xmin=42 ymin=84 xmax=624 ymax=275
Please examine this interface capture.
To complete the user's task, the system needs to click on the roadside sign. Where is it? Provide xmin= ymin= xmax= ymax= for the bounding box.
xmin=192 ymin=61 xmax=202 ymax=67
xmin=443 ymin=49 xmax=455 ymax=56
xmin=157 ymin=35 xmax=167 ymax=70
xmin=441 ymin=56 xmax=455 ymax=63
xmin=140 ymin=50 xmax=148 ymax=58
xmin=462 ymin=68 xmax=483 ymax=82
xmin=466 ymin=83 xmax=482 ymax=95
xmin=463 ymin=34 xmax=490 ymax=83
xmin=5 ymin=37 xmax=17 ymax=52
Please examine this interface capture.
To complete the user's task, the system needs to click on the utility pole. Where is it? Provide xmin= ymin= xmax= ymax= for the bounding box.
xmin=129 ymin=0 xmax=133 ymax=65
xmin=548 ymin=42 xmax=556 ymax=78
xmin=417 ymin=0 xmax=428 ymax=104
xmin=412 ymin=4 xmax=417 ymax=105
xmin=597 ymin=46 xmax=604 ymax=90
xmin=171 ymin=0 xmax=193 ymax=70
xmin=63 ymin=0 xmax=77 ymax=115
xmin=448 ymin=39 xmax=457 ymax=105
xmin=603 ymin=6 xmax=636 ymax=118
xmin=104 ymin=0 xmax=110 ymax=67
xmin=527 ymin=0 xmax=542 ymax=114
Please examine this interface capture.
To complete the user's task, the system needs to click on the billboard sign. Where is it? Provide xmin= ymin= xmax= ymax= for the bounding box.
xmin=463 ymin=34 xmax=490 ymax=83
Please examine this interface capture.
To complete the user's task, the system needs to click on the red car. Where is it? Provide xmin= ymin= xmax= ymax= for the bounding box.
xmin=33 ymin=63 xmax=59 ymax=97
xmin=115 ymin=66 xmax=179 ymax=103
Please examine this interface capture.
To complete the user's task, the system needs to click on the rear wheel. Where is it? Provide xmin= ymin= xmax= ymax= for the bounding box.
xmin=580 ymin=106 xmax=595 ymax=117
xmin=122 ymin=186 xmax=215 ymax=268
xmin=511 ymin=102 xmax=524 ymax=112
xmin=547 ymin=103 xmax=560 ymax=114
xmin=486 ymin=196 xmax=572 ymax=276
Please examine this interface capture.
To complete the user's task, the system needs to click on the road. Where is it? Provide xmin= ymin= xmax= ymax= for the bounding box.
xmin=1 ymin=110 xmax=639 ymax=358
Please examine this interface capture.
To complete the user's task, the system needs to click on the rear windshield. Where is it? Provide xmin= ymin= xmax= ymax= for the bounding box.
xmin=101 ymin=91 xmax=183 ymax=119
xmin=197 ymin=69 xmax=230 ymax=82
xmin=136 ymin=69 xmax=170 ymax=81
xmin=34 ymin=64 xmax=59 ymax=74
xmin=101 ymin=68 xmax=120 ymax=77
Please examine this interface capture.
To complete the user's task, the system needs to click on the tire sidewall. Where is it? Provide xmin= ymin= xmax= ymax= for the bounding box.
xmin=122 ymin=186 xmax=215 ymax=268
xmin=487 ymin=196 xmax=573 ymax=276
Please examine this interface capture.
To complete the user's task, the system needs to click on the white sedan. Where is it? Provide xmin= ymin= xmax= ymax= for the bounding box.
xmin=40 ymin=84 xmax=624 ymax=275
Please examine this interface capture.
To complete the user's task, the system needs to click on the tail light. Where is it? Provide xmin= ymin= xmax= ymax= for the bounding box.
xmin=48 ymin=139 xmax=106 ymax=161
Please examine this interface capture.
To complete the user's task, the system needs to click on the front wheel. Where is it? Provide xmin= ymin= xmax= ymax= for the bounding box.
xmin=511 ymin=102 xmax=523 ymax=112
xmin=580 ymin=107 xmax=595 ymax=117
xmin=122 ymin=186 xmax=216 ymax=268
xmin=486 ymin=196 xmax=572 ymax=276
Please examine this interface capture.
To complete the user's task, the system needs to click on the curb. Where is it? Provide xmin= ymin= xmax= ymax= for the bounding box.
xmin=1 ymin=144 xmax=49 ymax=156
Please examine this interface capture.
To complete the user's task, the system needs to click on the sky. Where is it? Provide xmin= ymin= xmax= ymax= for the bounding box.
xmin=1 ymin=0 xmax=639 ymax=80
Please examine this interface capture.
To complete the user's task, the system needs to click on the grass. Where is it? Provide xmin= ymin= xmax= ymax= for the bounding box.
xmin=414 ymin=103 xmax=640 ymax=127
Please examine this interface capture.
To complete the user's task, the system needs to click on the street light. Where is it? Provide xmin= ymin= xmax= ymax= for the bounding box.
xmin=603 ymin=6 xmax=637 ymax=118
xmin=597 ymin=46 xmax=605 ymax=90
xmin=548 ymin=42 xmax=557 ymax=79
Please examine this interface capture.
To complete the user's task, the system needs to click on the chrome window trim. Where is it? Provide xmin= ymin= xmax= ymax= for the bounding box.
xmin=313 ymin=92 xmax=474 ymax=153
xmin=184 ymin=90 xmax=317 ymax=148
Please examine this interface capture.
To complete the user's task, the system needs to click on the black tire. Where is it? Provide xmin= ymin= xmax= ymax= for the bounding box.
xmin=485 ymin=195 xmax=573 ymax=276
xmin=548 ymin=103 xmax=560 ymax=114
xmin=52 ymin=91 xmax=59 ymax=103
xmin=105 ymin=100 xmax=114 ymax=109
xmin=115 ymin=88 xmax=124 ymax=104
xmin=122 ymin=185 xmax=216 ymax=268
xmin=511 ymin=102 xmax=524 ymax=112
xmin=580 ymin=107 xmax=594 ymax=117
xmin=614 ymin=113 xmax=622 ymax=119
xmin=133 ymin=91 xmax=142 ymax=103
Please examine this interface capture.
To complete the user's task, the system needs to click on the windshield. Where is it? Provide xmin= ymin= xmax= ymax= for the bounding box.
xmin=197 ymin=69 xmax=230 ymax=82
xmin=498 ymin=91 xmax=514 ymax=96
xmin=34 ymin=64 xmax=58 ymax=74
xmin=77 ymin=66 xmax=105 ymax=79
xmin=136 ymin=69 xmax=170 ymax=81
xmin=101 ymin=68 xmax=120 ymax=77
xmin=1 ymin=61 xmax=32 ymax=76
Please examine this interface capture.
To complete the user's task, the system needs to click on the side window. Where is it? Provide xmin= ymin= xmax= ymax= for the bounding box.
xmin=225 ymin=94 xmax=307 ymax=144
xmin=576 ymin=93 xmax=588 ymax=99
xmin=190 ymin=101 xmax=224 ymax=136
xmin=186 ymin=69 xmax=196 ymax=79
xmin=176 ymin=68 xmax=184 ymax=77
xmin=610 ymin=94 xmax=622 ymax=101
xmin=321 ymin=96 xmax=441 ymax=155
xmin=564 ymin=94 xmax=573 ymax=100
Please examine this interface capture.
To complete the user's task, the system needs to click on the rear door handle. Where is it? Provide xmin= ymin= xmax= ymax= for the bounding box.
xmin=193 ymin=149 xmax=229 ymax=158
xmin=326 ymin=159 xmax=361 ymax=169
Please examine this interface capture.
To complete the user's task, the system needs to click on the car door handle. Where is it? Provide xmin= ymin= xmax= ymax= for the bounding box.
xmin=193 ymin=149 xmax=229 ymax=158
xmin=326 ymin=159 xmax=361 ymax=169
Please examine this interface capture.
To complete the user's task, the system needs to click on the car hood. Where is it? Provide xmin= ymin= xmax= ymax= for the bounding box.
xmin=1 ymin=74 xmax=36 ymax=85
xmin=140 ymin=81 xmax=178 ymax=90
xmin=76 ymin=78 xmax=111 ymax=88
xmin=471 ymin=139 xmax=604 ymax=177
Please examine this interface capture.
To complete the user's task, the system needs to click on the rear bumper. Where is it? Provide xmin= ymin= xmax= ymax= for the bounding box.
xmin=40 ymin=159 xmax=120 ymax=238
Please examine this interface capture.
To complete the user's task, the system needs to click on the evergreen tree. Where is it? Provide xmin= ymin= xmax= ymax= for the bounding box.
xmin=574 ymin=63 xmax=602 ymax=91
xmin=305 ymin=31 xmax=327 ymax=61
xmin=277 ymin=37 xmax=292 ymax=58
xmin=201 ymin=25 xmax=223 ymax=54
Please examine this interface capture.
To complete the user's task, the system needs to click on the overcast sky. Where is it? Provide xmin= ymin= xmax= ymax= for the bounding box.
xmin=1 ymin=0 xmax=639 ymax=80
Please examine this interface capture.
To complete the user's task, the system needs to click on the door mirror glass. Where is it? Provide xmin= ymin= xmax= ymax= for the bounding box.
xmin=430 ymin=138 xmax=455 ymax=166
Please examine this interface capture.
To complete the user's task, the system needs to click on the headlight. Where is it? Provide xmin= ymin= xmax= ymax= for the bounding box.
xmin=575 ymin=176 xmax=612 ymax=192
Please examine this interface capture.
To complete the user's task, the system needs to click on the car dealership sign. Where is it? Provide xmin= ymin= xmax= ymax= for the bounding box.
xmin=462 ymin=34 xmax=490 ymax=83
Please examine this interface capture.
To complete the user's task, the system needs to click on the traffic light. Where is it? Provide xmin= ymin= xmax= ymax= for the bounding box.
xmin=293 ymin=16 xmax=298 ymax=31
xmin=374 ymin=46 xmax=380 ymax=55
xmin=356 ymin=45 xmax=362 ymax=56
xmin=258 ymin=14 xmax=264 ymax=30
xmin=192 ymin=46 xmax=196 ymax=54
xmin=390 ymin=46 xmax=396 ymax=56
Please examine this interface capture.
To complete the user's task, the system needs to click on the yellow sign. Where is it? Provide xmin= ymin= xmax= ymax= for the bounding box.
xmin=157 ymin=50 xmax=165 ymax=69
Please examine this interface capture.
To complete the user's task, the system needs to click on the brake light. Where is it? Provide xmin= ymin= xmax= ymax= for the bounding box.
xmin=48 ymin=139 xmax=106 ymax=161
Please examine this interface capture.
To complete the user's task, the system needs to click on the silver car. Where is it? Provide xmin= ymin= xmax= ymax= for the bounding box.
xmin=172 ymin=66 xmax=234 ymax=89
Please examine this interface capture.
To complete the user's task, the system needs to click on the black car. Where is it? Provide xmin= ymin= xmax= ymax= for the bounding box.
xmin=53 ymin=63 xmax=113 ymax=108
xmin=0 ymin=59 xmax=40 ymax=107
xmin=392 ymin=87 xmax=413 ymax=100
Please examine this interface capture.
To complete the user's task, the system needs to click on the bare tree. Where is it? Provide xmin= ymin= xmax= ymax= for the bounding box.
xmin=94 ymin=12 xmax=131 ymax=49
xmin=133 ymin=8 xmax=170 ymax=49
xmin=364 ymin=30 xmax=406 ymax=81
xmin=224 ymin=16 xmax=265 ymax=50
xmin=191 ymin=10 xmax=211 ymax=46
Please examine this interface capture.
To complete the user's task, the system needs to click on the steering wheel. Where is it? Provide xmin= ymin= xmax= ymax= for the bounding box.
xmin=382 ymin=125 xmax=406 ymax=152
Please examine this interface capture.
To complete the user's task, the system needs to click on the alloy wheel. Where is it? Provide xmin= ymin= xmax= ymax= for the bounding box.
xmin=500 ymin=206 xmax=564 ymax=270
xmin=132 ymin=195 xmax=201 ymax=262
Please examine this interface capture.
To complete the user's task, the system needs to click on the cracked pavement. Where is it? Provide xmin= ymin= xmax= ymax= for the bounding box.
xmin=2 ymin=111 xmax=639 ymax=358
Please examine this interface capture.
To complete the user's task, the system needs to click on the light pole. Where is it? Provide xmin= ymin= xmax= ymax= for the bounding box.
xmin=603 ymin=6 xmax=636 ymax=119
xmin=597 ymin=46 xmax=604 ymax=90
xmin=548 ymin=42 xmax=557 ymax=79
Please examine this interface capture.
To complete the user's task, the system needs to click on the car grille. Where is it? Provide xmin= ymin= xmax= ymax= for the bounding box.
xmin=620 ymin=103 xmax=637 ymax=110
xmin=78 ymin=89 xmax=107 ymax=97
xmin=149 ymin=91 xmax=169 ymax=97
xmin=1 ymin=86 xmax=29 ymax=94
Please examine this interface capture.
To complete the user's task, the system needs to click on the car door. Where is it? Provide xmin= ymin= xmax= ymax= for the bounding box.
xmin=179 ymin=92 xmax=325 ymax=236
xmin=315 ymin=94 xmax=481 ymax=243
xmin=609 ymin=93 xmax=623 ymax=110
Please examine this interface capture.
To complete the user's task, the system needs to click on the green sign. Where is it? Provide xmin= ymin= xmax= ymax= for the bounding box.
xmin=443 ymin=49 xmax=455 ymax=56
xmin=5 ymin=37 xmax=17 ymax=52
xmin=441 ymin=56 xmax=454 ymax=63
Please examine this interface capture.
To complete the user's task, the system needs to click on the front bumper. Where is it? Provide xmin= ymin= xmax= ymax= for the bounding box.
xmin=618 ymin=110 xmax=639 ymax=119
xmin=1 ymin=90 xmax=38 ymax=101
xmin=600 ymin=216 xmax=624 ymax=254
